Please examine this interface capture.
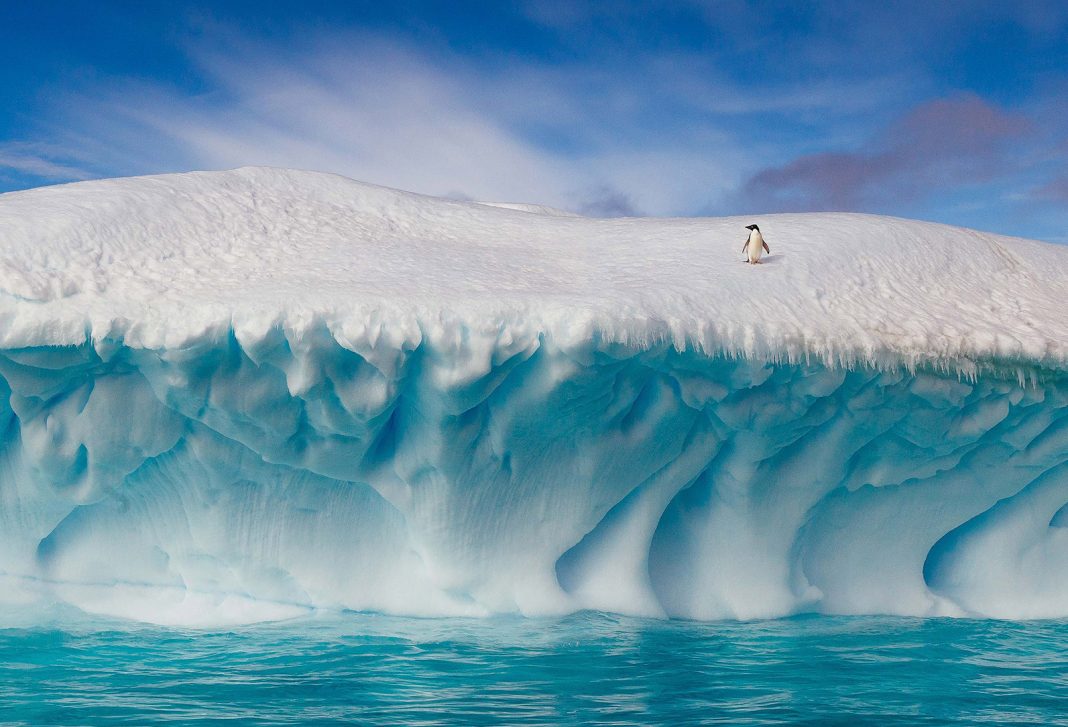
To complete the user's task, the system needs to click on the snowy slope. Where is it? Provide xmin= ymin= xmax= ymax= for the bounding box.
xmin=0 ymin=168 xmax=1067 ymax=626
xmin=0 ymin=166 xmax=1065 ymax=372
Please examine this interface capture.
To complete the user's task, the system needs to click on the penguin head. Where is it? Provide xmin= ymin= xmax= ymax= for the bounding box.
xmin=745 ymin=224 xmax=760 ymax=231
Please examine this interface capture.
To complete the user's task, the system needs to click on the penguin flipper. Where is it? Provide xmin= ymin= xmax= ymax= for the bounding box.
xmin=742 ymin=240 xmax=748 ymax=252
xmin=763 ymin=241 xmax=770 ymax=253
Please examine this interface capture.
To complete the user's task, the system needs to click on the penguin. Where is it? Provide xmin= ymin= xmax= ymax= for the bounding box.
xmin=742 ymin=224 xmax=770 ymax=264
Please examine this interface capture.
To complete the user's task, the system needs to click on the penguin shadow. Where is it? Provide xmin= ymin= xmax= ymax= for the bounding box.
xmin=741 ymin=254 xmax=783 ymax=266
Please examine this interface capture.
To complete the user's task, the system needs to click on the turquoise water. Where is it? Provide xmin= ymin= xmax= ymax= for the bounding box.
xmin=2 ymin=612 xmax=1067 ymax=725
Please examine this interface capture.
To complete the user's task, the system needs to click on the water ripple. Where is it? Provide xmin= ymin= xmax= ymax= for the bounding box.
xmin=3 ymin=613 xmax=1068 ymax=725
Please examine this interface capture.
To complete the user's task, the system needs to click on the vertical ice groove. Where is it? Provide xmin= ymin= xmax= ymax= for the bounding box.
xmin=0 ymin=328 xmax=1065 ymax=625
xmin=924 ymin=461 xmax=1068 ymax=618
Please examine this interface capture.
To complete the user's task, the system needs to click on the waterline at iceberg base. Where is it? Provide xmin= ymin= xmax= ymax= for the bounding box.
xmin=2 ymin=332 xmax=1066 ymax=625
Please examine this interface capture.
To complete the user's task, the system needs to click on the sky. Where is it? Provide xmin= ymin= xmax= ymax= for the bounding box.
xmin=1 ymin=1 xmax=1067 ymax=241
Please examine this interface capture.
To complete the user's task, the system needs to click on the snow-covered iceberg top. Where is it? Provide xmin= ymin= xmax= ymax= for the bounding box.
xmin=1 ymin=167 xmax=1065 ymax=373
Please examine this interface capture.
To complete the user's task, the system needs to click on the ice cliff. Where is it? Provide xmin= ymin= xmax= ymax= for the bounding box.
xmin=0 ymin=167 xmax=1066 ymax=625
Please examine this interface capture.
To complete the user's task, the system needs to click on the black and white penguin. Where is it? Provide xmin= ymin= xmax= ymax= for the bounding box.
xmin=742 ymin=224 xmax=769 ymax=264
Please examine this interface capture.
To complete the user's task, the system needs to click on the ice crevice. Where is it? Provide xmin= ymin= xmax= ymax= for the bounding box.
xmin=0 ymin=329 xmax=1066 ymax=625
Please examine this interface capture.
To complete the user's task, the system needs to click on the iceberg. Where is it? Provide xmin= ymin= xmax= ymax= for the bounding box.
xmin=0 ymin=167 xmax=1066 ymax=625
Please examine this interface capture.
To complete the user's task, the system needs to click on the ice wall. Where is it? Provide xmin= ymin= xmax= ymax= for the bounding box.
xmin=1 ymin=328 xmax=1066 ymax=625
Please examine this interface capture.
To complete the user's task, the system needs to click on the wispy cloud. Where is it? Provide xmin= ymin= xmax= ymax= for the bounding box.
xmin=578 ymin=185 xmax=641 ymax=217
xmin=736 ymin=95 xmax=1030 ymax=213
xmin=31 ymin=32 xmax=756 ymax=215
xmin=15 ymin=18 xmax=920 ymax=217
xmin=1033 ymin=176 xmax=1068 ymax=202
xmin=0 ymin=143 xmax=93 ymax=182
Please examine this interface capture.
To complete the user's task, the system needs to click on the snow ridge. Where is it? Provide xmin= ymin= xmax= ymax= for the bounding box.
xmin=0 ymin=167 xmax=1065 ymax=375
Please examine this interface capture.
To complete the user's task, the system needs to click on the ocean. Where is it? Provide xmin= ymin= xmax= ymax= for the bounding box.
xmin=3 ymin=611 xmax=1066 ymax=725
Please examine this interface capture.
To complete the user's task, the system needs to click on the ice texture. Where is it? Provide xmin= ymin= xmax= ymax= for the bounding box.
xmin=0 ymin=168 xmax=1066 ymax=624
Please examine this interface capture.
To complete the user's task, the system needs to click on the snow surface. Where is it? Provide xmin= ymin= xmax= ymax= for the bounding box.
xmin=0 ymin=167 xmax=1067 ymax=625
xmin=0 ymin=166 xmax=1065 ymax=372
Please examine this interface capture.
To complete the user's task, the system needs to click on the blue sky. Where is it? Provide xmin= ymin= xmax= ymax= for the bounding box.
xmin=2 ymin=1 xmax=1067 ymax=240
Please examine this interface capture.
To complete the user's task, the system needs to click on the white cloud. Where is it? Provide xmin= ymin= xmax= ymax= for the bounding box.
xmin=0 ymin=143 xmax=93 ymax=181
xmin=5 ymin=25 xmax=929 ymax=218
xmin=29 ymin=32 xmax=754 ymax=215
